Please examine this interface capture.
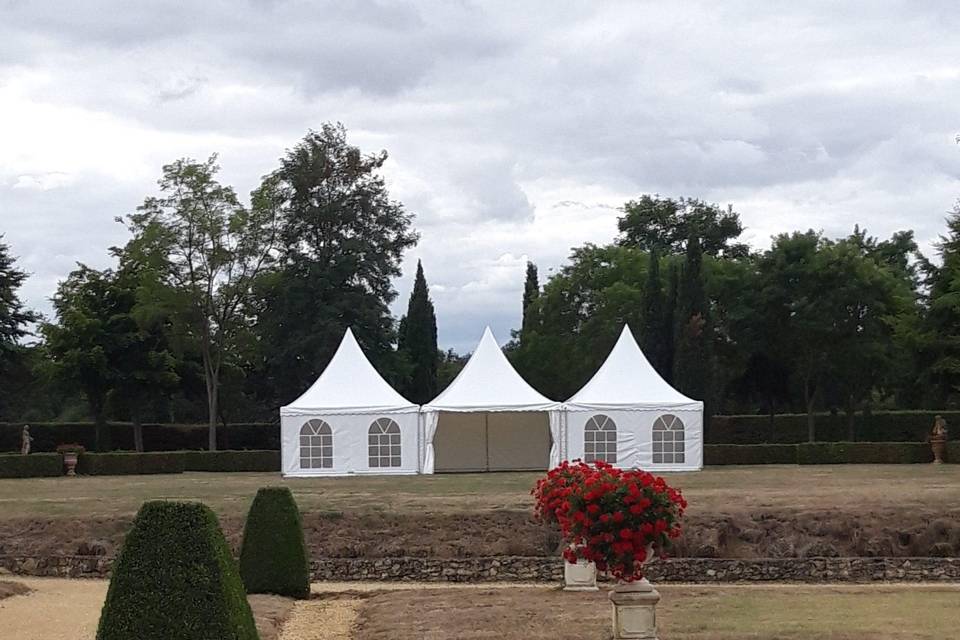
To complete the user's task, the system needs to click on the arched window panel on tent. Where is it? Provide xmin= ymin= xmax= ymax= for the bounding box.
xmin=584 ymin=414 xmax=617 ymax=463
xmin=369 ymin=418 xmax=401 ymax=468
xmin=299 ymin=419 xmax=333 ymax=469
xmin=652 ymin=414 xmax=685 ymax=464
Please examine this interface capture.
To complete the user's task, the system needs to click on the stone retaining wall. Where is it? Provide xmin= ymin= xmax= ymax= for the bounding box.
xmin=1 ymin=554 xmax=958 ymax=583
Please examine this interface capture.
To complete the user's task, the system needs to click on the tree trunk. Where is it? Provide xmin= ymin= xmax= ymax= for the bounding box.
xmin=207 ymin=382 xmax=218 ymax=451
xmin=132 ymin=407 xmax=144 ymax=453
xmin=804 ymin=379 xmax=816 ymax=443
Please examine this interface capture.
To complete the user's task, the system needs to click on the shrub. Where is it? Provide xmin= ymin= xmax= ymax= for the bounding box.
xmin=704 ymin=444 xmax=798 ymax=465
xmin=183 ymin=450 xmax=281 ymax=472
xmin=239 ymin=487 xmax=311 ymax=598
xmin=77 ymin=452 xmax=185 ymax=476
xmin=96 ymin=501 xmax=258 ymax=640
xmin=796 ymin=442 xmax=933 ymax=464
xmin=0 ymin=453 xmax=63 ymax=478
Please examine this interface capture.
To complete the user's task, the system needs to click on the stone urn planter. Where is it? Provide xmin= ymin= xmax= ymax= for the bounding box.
xmin=563 ymin=545 xmax=598 ymax=591
xmin=609 ymin=544 xmax=658 ymax=639
xmin=930 ymin=435 xmax=947 ymax=464
xmin=56 ymin=443 xmax=85 ymax=477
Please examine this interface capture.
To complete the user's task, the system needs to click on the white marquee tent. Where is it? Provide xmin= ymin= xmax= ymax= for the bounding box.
xmin=280 ymin=328 xmax=420 ymax=477
xmin=564 ymin=325 xmax=703 ymax=471
xmin=421 ymin=327 xmax=562 ymax=474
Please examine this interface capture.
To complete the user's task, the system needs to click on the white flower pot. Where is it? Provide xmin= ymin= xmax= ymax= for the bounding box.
xmin=610 ymin=578 xmax=661 ymax=639
xmin=563 ymin=556 xmax=598 ymax=591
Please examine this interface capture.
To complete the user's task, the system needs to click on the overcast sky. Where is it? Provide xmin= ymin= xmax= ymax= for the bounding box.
xmin=2 ymin=1 xmax=959 ymax=352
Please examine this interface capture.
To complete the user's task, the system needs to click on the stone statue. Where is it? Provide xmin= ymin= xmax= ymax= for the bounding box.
xmin=932 ymin=415 xmax=948 ymax=438
xmin=930 ymin=416 xmax=948 ymax=464
xmin=20 ymin=425 xmax=33 ymax=455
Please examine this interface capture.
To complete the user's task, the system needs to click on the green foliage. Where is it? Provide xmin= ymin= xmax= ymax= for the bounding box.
xmin=398 ymin=260 xmax=438 ymax=404
xmin=639 ymin=248 xmax=670 ymax=377
xmin=183 ymin=450 xmax=280 ymax=472
xmin=709 ymin=411 xmax=960 ymax=444
xmin=796 ymin=442 xmax=933 ymax=464
xmin=618 ymin=195 xmax=748 ymax=257
xmin=0 ymin=453 xmax=63 ymax=478
xmin=673 ymin=235 xmax=713 ymax=410
xmin=239 ymin=487 xmax=310 ymax=598
xmin=0 ymin=236 xmax=40 ymax=420
xmin=119 ymin=155 xmax=280 ymax=450
xmin=77 ymin=452 xmax=185 ymax=475
xmin=253 ymin=124 xmax=418 ymax=409
xmin=96 ymin=501 xmax=258 ymax=640
xmin=704 ymin=444 xmax=799 ymax=465
xmin=521 ymin=261 xmax=540 ymax=339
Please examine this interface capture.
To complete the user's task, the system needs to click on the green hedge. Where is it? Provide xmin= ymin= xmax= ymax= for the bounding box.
xmin=709 ymin=411 xmax=960 ymax=444
xmin=239 ymin=487 xmax=311 ymax=599
xmin=77 ymin=452 xmax=185 ymax=476
xmin=704 ymin=442 xmax=945 ymax=465
xmin=96 ymin=501 xmax=258 ymax=640
xmin=0 ymin=453 xmax=63 ymax=478
xmin=0 ymin=422 xmax=278 ymax=453
xmin=183 ymin=450 xmax=280 ymax=472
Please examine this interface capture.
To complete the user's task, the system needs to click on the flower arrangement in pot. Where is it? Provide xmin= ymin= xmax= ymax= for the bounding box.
xmin=56 ymin=443 xmax=86 ymax=477
xmin=534 ymin=460 xmax=687 ymax=639
xmin=534 ymin=460 xmax=598 ymax=590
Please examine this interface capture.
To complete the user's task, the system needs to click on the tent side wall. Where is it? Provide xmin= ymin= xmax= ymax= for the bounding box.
xmin=281 ymin=412 xmax=420 ymax=477
xmin=565 ymin=407 xmax=703 ymax=472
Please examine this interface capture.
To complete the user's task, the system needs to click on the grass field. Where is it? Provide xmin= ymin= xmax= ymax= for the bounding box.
xmin=1 ymin=464 xmax=959 ymax=519
xmin=2 ymin=579 xmax=958 ymax=640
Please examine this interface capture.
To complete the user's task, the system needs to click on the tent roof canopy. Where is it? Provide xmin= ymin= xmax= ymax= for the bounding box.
xmin=280 ymin=328 xmax=417 ymax=416
xmin=423 ymin=326 xmax=560 ymax=412
xmin=565 ymin=325 xmax=702 ymax=411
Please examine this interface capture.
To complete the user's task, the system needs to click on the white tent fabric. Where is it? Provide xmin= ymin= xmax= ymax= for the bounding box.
xmin=280 ymin=328 xmax=419 ymax=477
xmin=564 ymin=325 xmax=704 ymax=471
xmin=421 ymin=327 xmax=562 ymax=473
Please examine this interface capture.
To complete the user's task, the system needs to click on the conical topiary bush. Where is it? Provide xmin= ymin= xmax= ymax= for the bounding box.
xmin=96 ymin=500 xmax=259 ymax=640
xmin=239 ymin=486 xmax=311 ymax=599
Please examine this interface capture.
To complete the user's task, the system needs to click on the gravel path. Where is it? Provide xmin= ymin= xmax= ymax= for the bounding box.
xmin=279 ymin=599 xmax=360 ymax=640
xmin=0 ymin=578 xmax=107 ymax=640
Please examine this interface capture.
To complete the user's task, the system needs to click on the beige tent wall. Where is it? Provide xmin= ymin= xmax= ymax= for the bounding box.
xmin=432 ymin=411 xmax=550 ymax=472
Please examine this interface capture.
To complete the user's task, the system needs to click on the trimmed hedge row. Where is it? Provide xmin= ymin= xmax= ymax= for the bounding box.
xmin=183 ymin=450 xmax=280 ymax=472
xmin=0 ymin=422 xmax=278 ymax=453
xmin=704 ymin=442 xmax=949 ymax=465
xmin=0 ymin=450 xmax=281 ymax=478
xmin=77 ymin=452 xmax=186 ymax=476
xmin=0 ymin=452 xmax=63 ymax=478
xmin=708 ymin=411 xmax=960 ymax=445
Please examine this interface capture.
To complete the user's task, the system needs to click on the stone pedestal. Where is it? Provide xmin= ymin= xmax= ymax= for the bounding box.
xmin=563 ymin=558 xmax=598 ymax=591
xmin=609 ymin=579 xmax=660 ymax=639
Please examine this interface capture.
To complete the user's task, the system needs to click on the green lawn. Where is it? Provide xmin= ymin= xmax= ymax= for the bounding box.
xmin=0 ymin=464 xmax=958 ymax=519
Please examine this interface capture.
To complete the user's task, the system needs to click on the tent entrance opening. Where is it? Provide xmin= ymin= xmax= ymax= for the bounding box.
xmin=432 ymin=411 xmax=550 ymax=472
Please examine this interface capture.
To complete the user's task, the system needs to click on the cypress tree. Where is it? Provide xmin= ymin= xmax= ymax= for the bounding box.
xmin=673 ymin=235 xmax=712 ymax=411
xmin=521 ymin=261 xmax=540 ymax=339
xmin=662 ymin=261 xmax=679 ymax=384
xmin=399 ymin=260 xmax=438 ymax=404
xmin=640 ymin=249 xmax=667 ymax=376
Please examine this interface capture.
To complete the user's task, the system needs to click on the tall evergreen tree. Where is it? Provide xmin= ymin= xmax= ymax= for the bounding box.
xmin=521 ymin=261 xmax=540 ymax=339
xmin=398 ymin=260 xmax=438 ymax=404
xmin=662 ymin=261 xmax=679 ymax=384
xmin=640 ymin=248 xmax=668 ymax=376
xmin=0 ymin=235 xmax=37 ymax=349
xmin=672 ymin=235 xmax=713 ymax=413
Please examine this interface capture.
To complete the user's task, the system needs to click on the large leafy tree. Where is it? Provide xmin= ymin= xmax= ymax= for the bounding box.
xmin=398 ymin=260 xmax=438 ymax=404
xmin=254 ymin=124 xmax=418 ymax=404
xmin=0 ymin=236 xmax=39 ymax=419
xmin=120 ymin=155 xmax=279 ymax=450
xmin=921 ymin=202 xmax=960 ymax=405
xmin=672 ymin=235 xmax=714 ymax=414
xmin=618 ymin=195 xmax=748 ymax=257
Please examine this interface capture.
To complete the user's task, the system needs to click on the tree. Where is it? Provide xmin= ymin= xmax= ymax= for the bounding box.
xmin=618 ymin=195 xmax=748 ymax=257
xmin=0 ymin=236 xmax=39 ymax=419
xmin=43 ymin=266 xmax=120 ymax=450
xmin=919 ymin=202 xmax=960 ymax=405
xmin=239 ymin=487 xmax=310 ymax=599
xmin=672 ymin=235 xmax=713 ymax=415
xmin=521 ymin=261 xmax=540 ymax=340
xmin=398 ymin=260 xmax=438 ymax=404
xmin=120 ymin=155 xmax=279 ymax=450
xmin=639 ymin=248 xmax=669 ymax=377
xmin=253 ymin=124 xmax=417 ymax=405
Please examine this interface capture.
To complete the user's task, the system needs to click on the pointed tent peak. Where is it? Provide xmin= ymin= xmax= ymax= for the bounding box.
xmin=281 ymin=327 xmax=417 ymax=415
xmin=565 ymin=324 xmax=702 ymax=410
xmin=424 ymin=326 xmax=560 ymax=412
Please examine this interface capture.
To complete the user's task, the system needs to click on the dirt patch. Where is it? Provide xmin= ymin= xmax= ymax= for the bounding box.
xmin=249 ymin=594 xmax=296 ymax=640
xmin=353 ymin=585 xmax=960 ymax=640
xmin=0 ymin=580 xmax=31 ymax=600
xmin=278 ymin=597 xmax=359 ymax=640
xmin=3 ymin=507 xmax=959 ymax=561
